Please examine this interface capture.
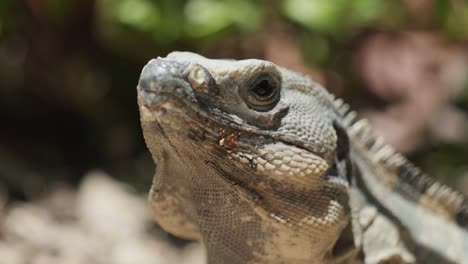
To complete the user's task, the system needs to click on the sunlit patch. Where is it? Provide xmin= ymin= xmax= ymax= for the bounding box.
xmin=326 ymin=157 xmax=350 ymax=188
xmin=229 ymin=142 xmax=329 ymax=179
xmin=301 ymin=200 xmax=344 ymax=226
xmin=188 ymin=65 xmax=208 ymax=90
xmin=252 ymin=142 xmax=328 ymax=177
xmin=327 ymin=177 xmax=349 ymax=188
xmin=139 ymin=105 xmax=157 ymax=122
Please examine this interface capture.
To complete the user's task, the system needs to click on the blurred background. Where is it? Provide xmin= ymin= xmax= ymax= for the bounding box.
xmin=0 ymin=0 xmax=467 ymax=263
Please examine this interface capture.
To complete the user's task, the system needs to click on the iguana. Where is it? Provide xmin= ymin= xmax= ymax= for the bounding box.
xmin=137 ymin=52 xmax=468 ymax=264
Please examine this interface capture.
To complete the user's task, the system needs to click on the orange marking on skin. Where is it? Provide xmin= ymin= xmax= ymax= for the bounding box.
xmin=219 ymin=129 xmax=241 ymax=149
xmin=225 ymin=133 xmax=239 ymax=148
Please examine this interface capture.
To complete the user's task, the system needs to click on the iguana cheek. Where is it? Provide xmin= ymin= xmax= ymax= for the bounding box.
xmin=231 ymin=142 xmax=329 ymax=180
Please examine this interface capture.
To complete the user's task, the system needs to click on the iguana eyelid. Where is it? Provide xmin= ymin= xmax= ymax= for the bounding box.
xmin=241 ymin=72 xmax=281 ymax=112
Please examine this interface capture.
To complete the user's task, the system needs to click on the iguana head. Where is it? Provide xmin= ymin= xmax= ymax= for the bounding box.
xmin=138 ymin=52 xmax=353 ymax=262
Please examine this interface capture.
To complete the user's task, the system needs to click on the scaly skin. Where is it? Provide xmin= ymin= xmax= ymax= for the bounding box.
xmin=137 ymin=52 xmax=468 ymax=264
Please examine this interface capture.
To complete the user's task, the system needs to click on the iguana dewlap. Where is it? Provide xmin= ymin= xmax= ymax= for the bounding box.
xmin=137 ymin=52 xmax=468 ymax=264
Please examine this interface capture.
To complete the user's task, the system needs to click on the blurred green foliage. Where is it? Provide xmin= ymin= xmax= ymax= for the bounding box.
xmin=435 ymin=0 xmax=468 ymax=40
xmin=102 ymin=0 xmax=261 ymax=43
xmin=0 ymin=0 xmax=13 ymax=38
xmin=96 ymin=0 xmax=468 ymax=44
xmin=424 ymin=145 xmax=468 ymax=186
xmin=47 ymin=0 xmax=72 ymax=22
xmin=1 ymin=0 xmax=468 ymax=43
xmin=93 ymin=0 xmax=468 ymax=73
xmin=282 ymin=0 xmax=403 ymax=36
xmin=184 ymin=0 xmax=260 ymax=37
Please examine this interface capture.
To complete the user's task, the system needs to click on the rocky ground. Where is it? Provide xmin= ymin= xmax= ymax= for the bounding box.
xmin=0 ymin=171 xmax=205 ymax=264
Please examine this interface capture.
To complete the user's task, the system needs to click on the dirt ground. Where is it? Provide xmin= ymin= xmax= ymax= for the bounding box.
xmin=0 ymin=171 xmax=205 ymax=264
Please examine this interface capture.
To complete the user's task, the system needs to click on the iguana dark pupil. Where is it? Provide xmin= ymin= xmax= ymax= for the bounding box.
xmin=253 ymin=80 xmax=272 ymax=97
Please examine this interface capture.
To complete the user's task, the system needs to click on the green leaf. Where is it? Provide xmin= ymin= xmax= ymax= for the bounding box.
xmin=228 ymin=0 xmax=261 ymax=31
xmin=184 ymin=0 xmax=260 ymax=37
xmin=301 ymin=34 xmax=329 ymax=66
xmin=184 ymin=0 xmax=232 ymax=37
xmin=434 ymin=0 xmax=450 ymax=25
xmin=349 ymin=0 xmax=382 ymax=26
xmin=282 ymin=0 xmax=346 ymax=33
xmin=47 ymin=0 xmax=72 ymax=21
xmin=115 ymin=0 xmax=160 ymax=32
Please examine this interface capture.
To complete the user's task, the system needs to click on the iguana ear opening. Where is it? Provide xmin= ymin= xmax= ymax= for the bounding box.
xmin=333 ymin=121 xmax=350 ymax=161
xmin=187 ymin=64 xmax=218 ymax=97
xmin=329 ymin=121 xmax=353 ymax=185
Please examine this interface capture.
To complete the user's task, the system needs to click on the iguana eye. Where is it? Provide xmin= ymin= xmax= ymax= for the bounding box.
xmin=242 ymin=74 xmax=280 ymax=112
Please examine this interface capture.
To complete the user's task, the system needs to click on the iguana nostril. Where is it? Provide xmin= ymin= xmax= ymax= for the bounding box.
xmin=188 ymin=65 xmax=208 ymax=89
xmin=187 ymin=64 xmax=217 ymax=96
